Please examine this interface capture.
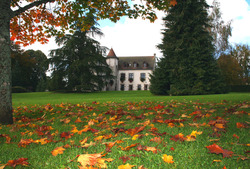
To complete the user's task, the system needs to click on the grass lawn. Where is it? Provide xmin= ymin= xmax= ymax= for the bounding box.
xmin=0 ymin=91 xmax=249 ymax=168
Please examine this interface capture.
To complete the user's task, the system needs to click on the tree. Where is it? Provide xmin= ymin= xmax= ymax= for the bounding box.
xmin=23 ymin=50 xmax=49 ymax=91
xmin=49 ymin=20 xmax=113 ymax=92
xmin=11 ymin=47 xmax=48 ymax=91
xmin=208 ymin=0 xmax=232 ymax=58
xmin=0 ymin=0 xmax=176 ymax=124
xmin=230 ymin=44 xmax=250 ymax=84
xmin=218 ymin=54 xmax=243 ymax=85
xmin=150 ymin=0 xmax=227 ymax=95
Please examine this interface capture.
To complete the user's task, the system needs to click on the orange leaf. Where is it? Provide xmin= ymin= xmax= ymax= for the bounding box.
xmin=150 ymin=137 xmax=162 ymax=143
xmin=51 ymin=146 xmax=65 ymax=156
xmin=119 ymin=143 xmax=139 ymax=151
xmin=170 ymin=0 xmax=177 ymax=6
xmin=170 ymin=133 xmax=185 ymax=142
xmin=145 ymin=146 xmax=159 ymax=154
xmin=162 ymin=154 xmax=174 ymax=163
xmin=75 ymin=117 xmax=82 ymax=123
xmin=18 ymin=139 xmax=33 ymax=147
xmin=126 ymin=126 xmax=145 ymax=136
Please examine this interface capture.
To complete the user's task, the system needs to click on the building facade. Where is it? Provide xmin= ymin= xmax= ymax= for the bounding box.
xmin=106 ymin=48 xmax=156 ymax=91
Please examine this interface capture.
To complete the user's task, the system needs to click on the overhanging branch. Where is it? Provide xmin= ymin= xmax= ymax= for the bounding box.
xmin=11 ymin=0 xmax=55 ymax=18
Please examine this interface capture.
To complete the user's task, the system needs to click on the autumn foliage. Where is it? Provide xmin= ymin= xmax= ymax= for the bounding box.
xmin=9 ymin=0 xmax=177 ymax=46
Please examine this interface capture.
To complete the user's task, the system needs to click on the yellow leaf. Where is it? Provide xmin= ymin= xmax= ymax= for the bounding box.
xmin=77 ymin=154 xmax=102 ymax=167
xmin=80 ymin=138 xmax=88 ymax=145
xmin=162 ymin=154 xmax=174 ymax=163
xmin=94 ymin=136 xmax=104 ymax=141
xmin=190 ymin=131 xmax=202 ymax=137
xmin=81 ymin=141 xmax=95 ymax=148
xmin=212 ymin=160 xmax=222 ymax=163
xmin=132 ymin=134 xmax=139 ymax=140
xmin=118 ymin=163 xmax=136 ymax=169
xmin=0 ymin=165 xmax=6 ymax=169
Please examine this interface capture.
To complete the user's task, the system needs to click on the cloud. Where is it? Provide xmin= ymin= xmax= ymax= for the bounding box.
xmin=97 ymin=11 xmax=165 ymax=57
xmin=206 ymin=0 xmax=250 ymax=45
xmin=24 ymin=0 xmax=250 ymax=57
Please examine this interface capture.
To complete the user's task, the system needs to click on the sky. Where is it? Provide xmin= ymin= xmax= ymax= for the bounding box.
xmin=24 ymin=0 xmax=250 ymax=58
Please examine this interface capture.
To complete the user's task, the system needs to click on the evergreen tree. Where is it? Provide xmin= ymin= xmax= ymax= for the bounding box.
xmin=150 ymin=0 xmax=227 ymax=95
xmin=49 ymin=19 xmax=113 ymax=92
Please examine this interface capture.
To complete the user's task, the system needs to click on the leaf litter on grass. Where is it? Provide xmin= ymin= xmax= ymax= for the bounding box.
xmin=0 ymin=100 xmax=249 ymax=168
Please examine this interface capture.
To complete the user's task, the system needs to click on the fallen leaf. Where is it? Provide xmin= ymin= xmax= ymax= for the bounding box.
xmin=77 ymin=154 xmax=102 ymax=167
xmin=51 ymin=146 xmax=65 ymax=156
xmin=170 ymin=133 xmax=185 ymax=142
xmin=236 ymin=122 xmax=248 ymax=128
xmin=118 ymin=163 xmax=136 ymax=169
xmin=170 ymin=147 xmax=175 ymax=151
xmin=150 ymin=137 xmax=162 ymax=143
xmin=206 ymin=143 xmax=233 ymax=158
xmin=75 ymin=117 xmax=82 ymax=123
xmin=145 ymin=146 xmax=159 ymax=153
xmin=119 ymin=143 xmax=139 ymax=151
xmin=233 ymin=134 xmax=239 ymax=139
xmin=81 ymin=141 xmax=96 ymax=148
xmin=18 ymin=138 xmax=34 ymax=147
xmin=126 ymin=126 xmax=145 ymax=136
xmin=162 ymin=154 xmax=174 ymax=163
xmin=6 ymin=157 xmax=29 ymax=168
xmin=60 ymin=132 xmax=73 ymax=139
xmin=119 ymin=156 xmax=131 ymax=163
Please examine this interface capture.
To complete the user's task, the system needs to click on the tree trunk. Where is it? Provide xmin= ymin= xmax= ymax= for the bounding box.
xmin=0 ymin=0 xmax=13 ymax=124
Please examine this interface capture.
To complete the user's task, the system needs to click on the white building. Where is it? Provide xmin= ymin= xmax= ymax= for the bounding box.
xmin=106 ymin=48 xmax=156 ymax=91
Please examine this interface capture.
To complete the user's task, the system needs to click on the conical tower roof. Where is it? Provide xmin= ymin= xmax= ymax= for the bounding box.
xmin=107 ymin=48 xmax=118 ymax=58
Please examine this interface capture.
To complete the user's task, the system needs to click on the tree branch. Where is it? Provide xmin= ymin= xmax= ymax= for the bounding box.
xmin=11 ymin=0 xmax=55 ymax=18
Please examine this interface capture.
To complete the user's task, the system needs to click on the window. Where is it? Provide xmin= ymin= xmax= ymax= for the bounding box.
xmin=133 ymin=62 xmax=138 ymax=68
xmin=120 ymin=73 xmax=125 ymax=83
xmin=123 ymin=62 xmax=128 ymax=67
xmin=140 ymin=73 xmax=146 ymax=82
xmin=129 ymin=85 xmax=133 ymax=91
xmin=143 ymin=62 xmax=148 ymax=68
xmin=137 ymin=84 xmax=141 ymax=90
xmin=144 ymin=84 xmax=148 ymax=90
xmin=120 ymin=84 xmax=125 ymax=91
xmin=128 ymin=73 xmax=134 ymax=82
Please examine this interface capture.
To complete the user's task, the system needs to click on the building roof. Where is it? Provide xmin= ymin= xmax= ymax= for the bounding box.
xmin=107 ymin=48 xmax=118 ymax=58
xmin=118 ymin=56 xmax=155 ymax=70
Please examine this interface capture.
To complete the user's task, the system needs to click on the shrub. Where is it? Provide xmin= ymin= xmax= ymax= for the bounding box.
xmin=12 ymin=86 xmax=28 ymax=93
xmin=230 ymin=85 xmax=250 ymax=92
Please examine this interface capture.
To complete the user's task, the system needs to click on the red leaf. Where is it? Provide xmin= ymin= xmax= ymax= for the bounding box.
xmin=6 ymin=158 xmax=29 ymax=168
xmin=60 ymin=132 xmax=73 ymax=139
xmin=119 ymin=156 xmax=131 ymax=163
xmin=170 ymin=147 xmax=175 ymax=151
xmin=206 ymin=143 xmax=233 ymax=158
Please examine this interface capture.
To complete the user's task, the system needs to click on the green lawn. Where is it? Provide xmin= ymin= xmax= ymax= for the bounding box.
xmin=12 ymin=91 xmax=250 ymax=106
xmin=0 ymin=91 xmax=249 ymax=168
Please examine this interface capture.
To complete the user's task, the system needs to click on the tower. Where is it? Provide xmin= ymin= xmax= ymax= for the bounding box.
xmin=106 ymin=48 xmax=119 ymax=91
